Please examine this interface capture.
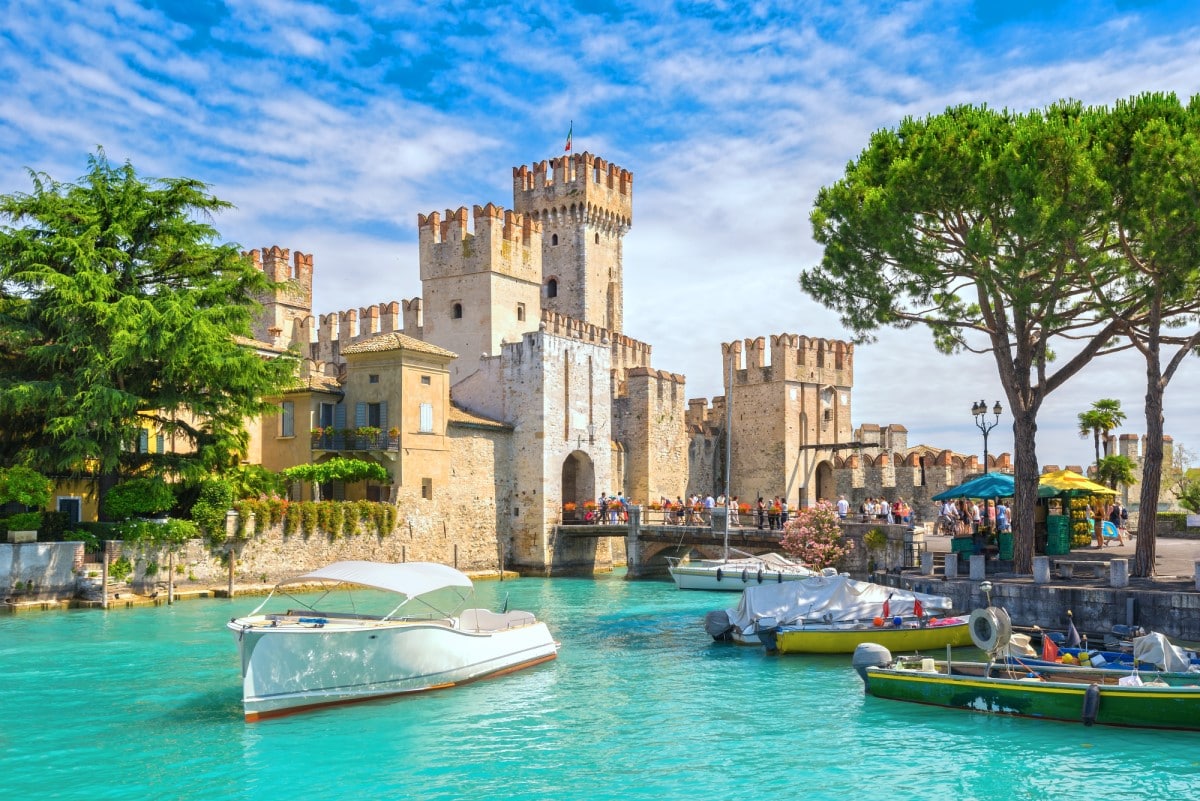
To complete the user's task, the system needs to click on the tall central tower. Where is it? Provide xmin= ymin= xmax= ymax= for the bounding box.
xmin=512 ymin=153 xmax=633 ymax=332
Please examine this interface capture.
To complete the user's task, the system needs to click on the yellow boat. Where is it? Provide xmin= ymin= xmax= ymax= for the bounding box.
xmin=769 ymin=617 xmax=972 ymax=654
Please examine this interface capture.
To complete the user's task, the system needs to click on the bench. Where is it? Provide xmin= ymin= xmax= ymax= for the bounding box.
xmin=1052 ymin=559 xmax=1110 ymax=580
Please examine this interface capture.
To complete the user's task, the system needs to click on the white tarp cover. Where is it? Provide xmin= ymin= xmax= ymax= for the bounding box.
xmin=281 ymin=561 xmax=473 ymax=599
xmin=1132 ymin=632 xmax=1195 ymax=673
xmin=724 ymin=574 xmax=954 ymax=633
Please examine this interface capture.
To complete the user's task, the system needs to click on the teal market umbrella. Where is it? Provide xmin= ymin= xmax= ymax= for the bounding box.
xmin=932 ymin=472 xmax=1057 ymax=501
xmin=932 ymin=472 xmax=1015 ymax=501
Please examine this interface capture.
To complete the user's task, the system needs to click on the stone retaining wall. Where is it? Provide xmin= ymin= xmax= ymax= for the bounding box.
xmin=877 ymin=572 xmax=1200 ymax=642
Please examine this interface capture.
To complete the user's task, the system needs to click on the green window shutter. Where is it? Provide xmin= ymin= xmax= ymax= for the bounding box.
xmin=355 ymin=402 xmax=367 ymax=428
xmin=334 ymin=403 xmax=346 ymax=431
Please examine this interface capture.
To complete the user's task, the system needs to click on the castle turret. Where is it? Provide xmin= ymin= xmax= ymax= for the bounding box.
xmin=512 ymin=152 xmax=633 ymax=332
xmin=246 ymin=246 xmax=314 ymax=349
xmin=417 ymin=204 xmax=543 ymax=382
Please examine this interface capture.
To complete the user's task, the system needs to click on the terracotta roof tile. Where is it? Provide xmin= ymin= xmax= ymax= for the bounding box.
xmin=342 ymin=332 xmax=457 ymax=359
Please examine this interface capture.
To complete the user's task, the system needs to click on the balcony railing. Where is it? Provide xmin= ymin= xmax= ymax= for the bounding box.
xmin=311 ymin=433 xmax=399 ymax=452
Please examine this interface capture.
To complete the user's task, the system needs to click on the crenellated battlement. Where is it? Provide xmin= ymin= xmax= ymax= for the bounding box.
xmin=722 ymin=333 xmax=854 ymax=387
xmin=244 ymin=245 xmax=314 ymax=289
xmin=310 ymin=300 xmax=418 ymax=365
xmin=539 ymin=309 xmax=651 ymax=370
xmin=245 ymin=245 xmax=314 ymax=348
xmin=512 ymin=152 xmax=633 ymax=226
xmin=418 ymin=204 xmax=542 ymax=283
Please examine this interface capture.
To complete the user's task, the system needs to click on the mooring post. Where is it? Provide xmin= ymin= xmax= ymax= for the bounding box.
xmin=101 ymin=541 xmax=111 ymax=610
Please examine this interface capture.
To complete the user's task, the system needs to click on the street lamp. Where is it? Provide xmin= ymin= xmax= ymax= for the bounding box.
xmin=972 ymin=400 xmax=1003 ymax=472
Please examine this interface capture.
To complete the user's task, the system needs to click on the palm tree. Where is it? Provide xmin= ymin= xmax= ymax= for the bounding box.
xmin=1077 ymin=399 xmax=1126 ymax=470
xmin=1095 ymin=454 xmax=1137 ymax=491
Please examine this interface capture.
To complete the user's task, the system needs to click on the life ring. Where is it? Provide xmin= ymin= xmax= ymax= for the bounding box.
xmin=969 ymin=607 xmax=1013 ymax=653
xmin=1082 ymin=683 xmax=1100 ymax=726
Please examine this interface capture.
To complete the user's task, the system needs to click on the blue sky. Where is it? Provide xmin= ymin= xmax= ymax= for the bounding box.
xmin=3 ymin=0 xmax=1199 ymax=471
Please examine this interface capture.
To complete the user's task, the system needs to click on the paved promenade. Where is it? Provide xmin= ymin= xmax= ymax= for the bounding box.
xmin=923 ymin=530 xmax=1200 ymax=587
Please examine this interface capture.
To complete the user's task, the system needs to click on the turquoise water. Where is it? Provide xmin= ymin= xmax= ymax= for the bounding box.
xmin=3 ymin=573 xmax=1199 ymax=800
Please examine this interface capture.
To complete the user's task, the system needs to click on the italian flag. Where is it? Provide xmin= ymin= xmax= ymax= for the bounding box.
xmin=564 ymin=122 xmax=573 ymax=152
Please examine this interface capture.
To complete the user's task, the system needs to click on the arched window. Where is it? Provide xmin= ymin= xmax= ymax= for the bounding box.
xmin=452 ymin=302 xmax=463 ymax=319
xmin=551 ymin=233 xmax=559 ymax=246
xmin=546 ymin=278 xmax=558 ymax=298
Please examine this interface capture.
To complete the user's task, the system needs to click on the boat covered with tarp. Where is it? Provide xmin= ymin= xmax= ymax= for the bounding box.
xmin=704 ymin=574 xmax=969 ymax=652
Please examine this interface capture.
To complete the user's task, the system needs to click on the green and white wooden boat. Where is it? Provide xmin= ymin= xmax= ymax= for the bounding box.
xmin=852 ymin=647 xmax=1200 ymax=731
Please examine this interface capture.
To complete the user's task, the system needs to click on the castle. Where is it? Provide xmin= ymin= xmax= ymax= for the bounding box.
xmin=241 ymin=151 xmax=1013 ymax=574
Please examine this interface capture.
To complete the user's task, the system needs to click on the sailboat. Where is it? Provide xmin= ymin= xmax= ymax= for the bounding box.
xmin=666 ymin=354 xmax=816 ymax=591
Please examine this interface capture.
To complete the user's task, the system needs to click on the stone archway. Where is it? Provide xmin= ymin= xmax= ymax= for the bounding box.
xmin=815 ymin=460 xmax=835 ymax=504
xmin=561 ymin=450 xmax=596 ymax=521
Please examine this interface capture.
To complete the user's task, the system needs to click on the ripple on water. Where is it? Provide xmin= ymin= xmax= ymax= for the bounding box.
xmin=3 ymin=575 xmax=1199 ymax=800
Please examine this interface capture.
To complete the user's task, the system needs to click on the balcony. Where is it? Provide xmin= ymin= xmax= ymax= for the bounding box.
xmin=311 ymin=430 xmax=399 ymax=453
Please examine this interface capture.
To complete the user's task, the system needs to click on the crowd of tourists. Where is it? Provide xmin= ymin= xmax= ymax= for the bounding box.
xmin=835 ymin=495 xmax=913 ymax=525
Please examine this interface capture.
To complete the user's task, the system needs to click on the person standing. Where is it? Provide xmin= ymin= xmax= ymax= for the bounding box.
xmin=836 ymin=495 xmax=849 ymax=519
xmin=1108 ymin=502 xmax=1126 ymax=546
xmin=756 ymin=497 xmax=766 ymax=529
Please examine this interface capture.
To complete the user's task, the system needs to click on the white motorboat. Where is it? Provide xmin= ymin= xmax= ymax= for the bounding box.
xmin=666 ymin=551 xmax=820 ymax=591
xmin=704 ymin=573 xmax=962 ymax=650
xmin=227 ymin=561 xmax=559 ymax=721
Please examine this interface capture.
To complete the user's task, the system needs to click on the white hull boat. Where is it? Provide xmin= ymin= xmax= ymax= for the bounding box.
xmin=667 ymin=552 xmax=819 ymax=591
xmin=227 ymin=561 xmax=559 ymax=721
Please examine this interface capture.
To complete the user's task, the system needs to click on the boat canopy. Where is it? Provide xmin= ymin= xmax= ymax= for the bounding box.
xmin=724 ymin=574 xmax=954 ymax=633
xmin=280 ymin=561 xmax=474 ymax=599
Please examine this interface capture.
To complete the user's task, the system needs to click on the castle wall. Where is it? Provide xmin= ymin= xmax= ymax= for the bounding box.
xmin=489 ymin=331 xmax=613 ymax=571
xmin=613 ymin=367 xmax=689 ymax=505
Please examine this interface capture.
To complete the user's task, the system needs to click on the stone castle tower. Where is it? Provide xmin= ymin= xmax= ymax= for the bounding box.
xmin=718 ymin=334 xmax=855 ymax=507
xmin=246 ymin=246 xmax=313 ymax=351
xmin=512 ymin=154 xmax=633 ymax=333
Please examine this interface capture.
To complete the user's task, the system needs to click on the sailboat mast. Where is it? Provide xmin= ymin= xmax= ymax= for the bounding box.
xmin=723 ymin=349 xmax=734 ymax=559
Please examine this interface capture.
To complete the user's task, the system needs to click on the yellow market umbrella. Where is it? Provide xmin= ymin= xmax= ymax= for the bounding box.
xmin=1038 ymin=469 xmax=1117 ymax=496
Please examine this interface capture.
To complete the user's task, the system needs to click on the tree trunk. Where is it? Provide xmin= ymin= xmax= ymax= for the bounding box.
xmin=1134 ymin=351 xmax=1165 ymax=577
xmin=1011 ymin=408 xmax=1040 ymax=574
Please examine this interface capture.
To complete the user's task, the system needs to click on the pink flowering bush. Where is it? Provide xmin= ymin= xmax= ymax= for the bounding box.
xmin=780 ymin=500 xmax=849 ymax=570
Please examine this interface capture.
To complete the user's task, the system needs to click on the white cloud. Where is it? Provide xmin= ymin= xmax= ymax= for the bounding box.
xmin=2 ymin=0 xmax=1198 ymax=472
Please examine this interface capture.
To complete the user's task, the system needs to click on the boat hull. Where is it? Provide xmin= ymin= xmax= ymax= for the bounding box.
xmin=775 ymin=621 xmax=972 ymax=654
xmin=668 ymin=564 xmax=813 ymax=591
xmin=864 ymin=666 xmax=1200 ymax=731
xmin=229 ymin=618 xmax=559 ymax=721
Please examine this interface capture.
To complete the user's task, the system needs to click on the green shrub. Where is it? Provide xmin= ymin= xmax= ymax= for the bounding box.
xmin=115 ymin=518 xmax=199 ymax=545
xmin=863 ymin=527 xmax=887 ymax=552
xmin=65 ymin=529 xmax=100 ymax=550
xmin=39 ymin=511 xmax=69 ymax=540
xmin=0 ymin=467 xmax=53 ymax=508
xmin=191 ymin=479 xmax=234 ymax=540
xmin=4 ymin=511 xmax=43 ymax=532
xmin=109 ymin=556 xmax=133 ymax=583
xmin=103 ymin=477 xmax=175 ymax=520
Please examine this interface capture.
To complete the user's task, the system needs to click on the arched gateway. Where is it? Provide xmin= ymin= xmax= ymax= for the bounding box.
xmin=561 ymin=450 xmax=596 ymax=518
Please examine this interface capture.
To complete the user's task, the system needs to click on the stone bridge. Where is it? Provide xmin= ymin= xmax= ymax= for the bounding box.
xmin=556 ymin=507 xmax=907 ymax=577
